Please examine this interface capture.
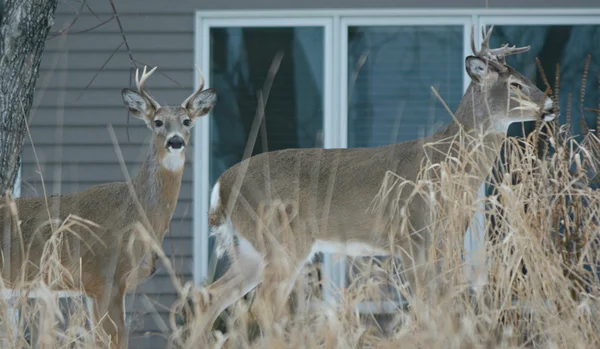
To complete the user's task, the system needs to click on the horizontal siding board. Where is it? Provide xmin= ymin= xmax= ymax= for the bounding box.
xmin=50 ymin=14 xmax=194 ymax=34
xmin=33 ymin=88 xmax=193 ymax=108
xmin=40 ymin=51 xmax=193 ymax=70
xmin=36 ymin=70 xmax=192 ymax=89
xmin=45 ymin=34 xmax=193 ymax=52
xmin=134 ymin=275 xmax=188 ymax=294
xmin=27 ymin=126 xmax=152 ymax=145
xmin=44 ymin=32 xmax=194 ymax=55
xmin=124 ymin=294 xmax=181 ymax=313
xmin=28 ymin=108 xmax=183 ymax=126
xmin=20 ymin=144 xmax=181 ymax=162
xmin=161 ymin=239 xmax=194 ymax=259
xmin=153 ymin=256 xmax=194 ymax=275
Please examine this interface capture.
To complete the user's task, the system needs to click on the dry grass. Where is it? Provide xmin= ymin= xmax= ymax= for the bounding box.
xmin=3 ymin=57 xmax=600 ymax=349
xmin=169 ymin=102 xmax=600 ymax=349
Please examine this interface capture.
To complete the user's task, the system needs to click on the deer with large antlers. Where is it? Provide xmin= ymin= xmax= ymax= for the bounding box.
xmin=195 ymin=25 xmax=557 ymax=330
xmin=0 ymin=66 xmax=217 ymax=348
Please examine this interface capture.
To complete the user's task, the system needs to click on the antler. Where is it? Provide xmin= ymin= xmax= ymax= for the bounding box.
xmin=470 ymin=25 xmax=531 ymax=71
xmin=135 ymin=66 xmax=161 ymax=109
xmin=181 ymin=65 xmax=206 ymax=108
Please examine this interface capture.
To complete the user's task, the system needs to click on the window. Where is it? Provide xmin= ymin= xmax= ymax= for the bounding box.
xmin=194 ymin=9 xmax=600 ymax=312
xmin=347 ymin=25 xmax=464 ymax=147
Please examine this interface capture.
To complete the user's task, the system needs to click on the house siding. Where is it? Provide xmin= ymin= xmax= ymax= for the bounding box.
xmin=20 ymin=0 xmax=600 ymax=348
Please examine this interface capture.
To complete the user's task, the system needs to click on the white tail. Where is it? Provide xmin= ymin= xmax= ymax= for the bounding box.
xmin=0 ymin=66 xmax=217 ymax=349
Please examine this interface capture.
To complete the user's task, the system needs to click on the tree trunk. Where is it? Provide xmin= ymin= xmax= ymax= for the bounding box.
xmin=0 ymin=0 xmax=59 ymax=196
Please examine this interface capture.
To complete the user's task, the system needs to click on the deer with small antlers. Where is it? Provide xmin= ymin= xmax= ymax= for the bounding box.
xmin=196 ymin=25 xmax=557 ymax=330
xmin=0 ymin=66 xmax=217 ymax=348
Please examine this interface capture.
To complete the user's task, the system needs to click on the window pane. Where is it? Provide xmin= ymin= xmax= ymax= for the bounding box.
xmin=345 ymin=25 xmax=464 ymax=304
xmin=347 ymin=25 xmax=464 ymax=148
xmin=488 ymin=25 xmax=600 ymax=137
xmin=208 ymin=26 xmax=325 ymax=279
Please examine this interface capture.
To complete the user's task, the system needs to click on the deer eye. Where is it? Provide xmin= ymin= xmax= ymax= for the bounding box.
xmin=154 ymin=120 xmax=164 ymax=127
xmin=183 ymin=119 xmax=191 ymax=127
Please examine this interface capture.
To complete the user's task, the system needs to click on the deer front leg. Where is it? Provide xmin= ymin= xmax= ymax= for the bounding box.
xmin=397 ymin=234 xmax=434 ymax=303
xmin=94 ymin=286 xmax=128 ymax=349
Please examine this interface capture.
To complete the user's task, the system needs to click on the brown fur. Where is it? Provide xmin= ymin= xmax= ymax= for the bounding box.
xmin=0 ymin=66 xmax=217 ymax=349
xmin=201 ymin=26 xmax=557 ymax=330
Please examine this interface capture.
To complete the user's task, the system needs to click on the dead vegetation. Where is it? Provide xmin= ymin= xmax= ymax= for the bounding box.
xmin=2 ymin=41 xmax=600 ymax=349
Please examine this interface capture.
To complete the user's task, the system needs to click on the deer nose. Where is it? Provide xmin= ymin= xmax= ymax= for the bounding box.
xmin=166 ymin=135 xmax=185 ymax=150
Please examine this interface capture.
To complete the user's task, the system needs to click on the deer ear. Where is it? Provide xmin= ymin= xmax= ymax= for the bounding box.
xmin=121 ymin=88 xmax=154 ymax=121
xmin=465 ymin=56 xmax=489 ymax=84
xmin=185 ymin=88 xmax=217 ymax=118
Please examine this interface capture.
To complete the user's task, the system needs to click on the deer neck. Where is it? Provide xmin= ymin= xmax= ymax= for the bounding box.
xmin=438 ymin=83 xmax=507 ymax=152
xmin=132 ymin=140 xmax=184 ymax=234
xmin=427 ymin=84 xmax=507 ymax=189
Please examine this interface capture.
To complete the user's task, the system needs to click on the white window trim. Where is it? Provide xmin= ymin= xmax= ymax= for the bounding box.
xmin=193 ymin=7 xmax=600 ymax=312
xmin=13 ymin=161 xmax=21 ymax=198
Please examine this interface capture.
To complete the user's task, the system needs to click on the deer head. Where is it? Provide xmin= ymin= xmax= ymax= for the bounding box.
xmin=464 ymin=25 xmax=557 ymax=133
xmin=121 ymin=66 xmax=217 ymax=171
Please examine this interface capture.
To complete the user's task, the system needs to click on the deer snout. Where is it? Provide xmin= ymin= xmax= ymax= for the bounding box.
xmin=541 ymin=97 xmax=557 ymax=122
xmin=166 ymin=135 xmax=185 ymax=151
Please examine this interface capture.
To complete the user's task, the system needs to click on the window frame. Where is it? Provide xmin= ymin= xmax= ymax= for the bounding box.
xmin=193 ymin=8 xmax=600 ymax=312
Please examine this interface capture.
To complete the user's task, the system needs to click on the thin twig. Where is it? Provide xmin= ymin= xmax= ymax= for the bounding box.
xmin=108 ymin=0 xmax=136 ymax=70
xmin=73 ymin=41 xmax=125 ymax=104
xmin=50 ymin=15 xmax=115 ymax=38
xmin=85 ymin=1 xmax=102 ymax=20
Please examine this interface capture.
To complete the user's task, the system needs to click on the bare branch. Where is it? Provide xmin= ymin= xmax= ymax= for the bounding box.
xmin=49 ymin=15 xmax=115 ymax=39
xmin=108 ymin=0 xmax=136 ymax=70
xmin=47 ymin=0 xmax=87 ymax=39
xmin=73 ymin=41 xmax=125 ymax=104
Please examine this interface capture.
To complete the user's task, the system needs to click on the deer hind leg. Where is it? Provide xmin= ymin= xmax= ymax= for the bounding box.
xmin=199 ymin=233 xmax=265 ymax=333
xmin=249 ymin=254 xmax=313 ymax=329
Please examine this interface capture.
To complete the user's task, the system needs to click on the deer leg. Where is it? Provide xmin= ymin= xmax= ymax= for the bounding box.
xmin=248 ymin=257 xmax=309 ymax=328
xmin=94 ymin=286 xmax=127 ymax=349
xmin=396 ymin=237 xmax=432 ymax=303
xmin=279 ymin=262 xmax=310 ymax=306
xmin=198 ymin=235 xmax=265 ymax=333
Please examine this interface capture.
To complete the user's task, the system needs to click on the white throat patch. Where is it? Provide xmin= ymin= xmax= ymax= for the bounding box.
xmin=161 ymin=152 xmax=185 ymax=171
